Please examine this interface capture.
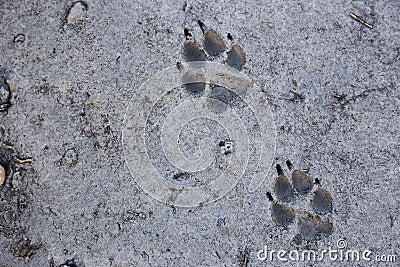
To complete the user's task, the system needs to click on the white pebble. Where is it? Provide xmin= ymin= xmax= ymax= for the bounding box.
xmin=0 ymin=165 xmax=5 ymax=186
xmin=66 ymin=1 xmax=88 ymax=25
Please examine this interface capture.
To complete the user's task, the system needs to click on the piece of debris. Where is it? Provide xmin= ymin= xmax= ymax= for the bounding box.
xmin=66 ymin=1 xmax=88 ymax=25
xmin=13 ymin=34 xmax=25 ymax=43
xmin=240 ymin=247 xmax=250 ymax=267
xmin=0 ymin=78 xmax=11 ymax=114
xmin=216 ymin=217 xmax=226 ymax=227
xmin=15 ymin=238 xmax=42 ymax=259
xmin=14 ymin=157 xmax=33 ymax=164
xmin=0 ymin=164 xmax=5 ymax=186
xmin=63 ymin=148 xmax=78 ymax=166
xmin=349 ymin=13 xmax=373 ymax=29
xmin=59 ymin=258 xmax=81 ymax=267
xmin=127 ymin=210 xmax=147 ymax=219
xmin=219 ymin=140 xmax=234 ymax=155
xmin=13 ymin=34 xmax=26 ymax=49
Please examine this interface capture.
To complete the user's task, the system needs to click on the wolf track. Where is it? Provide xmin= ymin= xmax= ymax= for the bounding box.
xmin=268 ymin=160 xmax=334 ymax=244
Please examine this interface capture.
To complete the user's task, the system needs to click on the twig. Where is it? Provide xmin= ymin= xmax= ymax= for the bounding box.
xmin=14 ymin=157 xmax=33 ymax=164
xmin=349 ymin=13 xmax=373 ymax=29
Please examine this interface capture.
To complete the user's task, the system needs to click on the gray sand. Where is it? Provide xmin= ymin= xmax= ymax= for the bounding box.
xmin=0 ymin=0 xmax=399 ymax=266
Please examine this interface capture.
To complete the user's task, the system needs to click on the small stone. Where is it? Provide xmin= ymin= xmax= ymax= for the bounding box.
xmin=218 ymin=140 xmax=234 ymax=155
xmin=59 ymin=258 xmax=81 ymax=267
xmin=66 ymin=1 xmax=88 ymax=25
xmin=63 ymin=148 xmax=78 ymax=166
xmin=14 ymin=34 xmax=25 ymax=43
xmin=14 ymin=33 xmax=25 ymax=43
xmin=13 ymin=34 xmax=26 ymax=49
xmin=0 ymin=79 xmax=11 ymax=108
xmin=0 ymin=164 xmax=6 ymax=186
xmin=216 ymin=217 xmax=226 ymax=227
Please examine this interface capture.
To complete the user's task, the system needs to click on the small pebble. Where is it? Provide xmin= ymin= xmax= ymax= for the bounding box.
xmin=66 ymin=1 xmax=88 ymax=25
xmin=13 ymin=34 xmax=26 ymax=49
xmin=0 ymin=79 xmax=11 ymax=106
xmin=219 ymin=140 xmax=234 ymax=155
xmin=216 ymin=217 xmax=226 ymax=227
xmin=0 ymin=164 xmax=5 ymax=186
xmin=14 ymin=34 xmax=25 ymax=43
xmin=63 ymin=148 xmax=78 ymax=166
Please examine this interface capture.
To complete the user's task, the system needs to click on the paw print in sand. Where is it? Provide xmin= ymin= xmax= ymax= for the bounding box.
xmin=178 ymin=20 xmax=249 ymax=114
xmin=267 ymin=160 xmax=333 ymax=244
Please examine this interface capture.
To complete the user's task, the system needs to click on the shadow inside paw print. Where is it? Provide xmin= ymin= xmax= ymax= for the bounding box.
xmin=268 ymin=160 xmax=333 ymax=244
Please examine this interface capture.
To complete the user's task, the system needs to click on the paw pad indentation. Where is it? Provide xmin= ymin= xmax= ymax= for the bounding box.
xmin=287 ymin=160 xmax=313 ymax=195
xmin=226 ymin=44 xmax=246 ymax=70
xmin=182 ymin=41 xmax=207 ymax=62
xmin=274 ymin=164 xmax=295 ymax=202
xmin=271 ymin=202 xmax=295 ymax=227
xmin=312 ymin=188 xmax=333 ymax=215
